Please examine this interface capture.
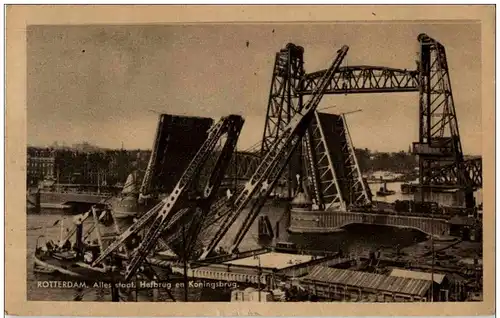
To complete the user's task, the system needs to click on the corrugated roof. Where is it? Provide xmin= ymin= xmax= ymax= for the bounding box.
xmin=301 ymin=266 xmax=432 ymax=297
xmin=390 ymin=268 xmax=445 ymax=284
xmin=379 ymin=276 xmax=431 ymax=296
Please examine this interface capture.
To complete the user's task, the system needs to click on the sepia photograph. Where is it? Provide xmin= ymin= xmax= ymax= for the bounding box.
xmin=5 ymin=4 xmax=495 ymax=317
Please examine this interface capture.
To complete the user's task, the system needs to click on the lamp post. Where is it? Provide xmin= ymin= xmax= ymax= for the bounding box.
xmin=254 ymin=253 xmax=262 ymax=302
xmin=182 ymin=224 xmax=188 ymax=302
xmin=258 ymin=255 xmax=262 ymax=302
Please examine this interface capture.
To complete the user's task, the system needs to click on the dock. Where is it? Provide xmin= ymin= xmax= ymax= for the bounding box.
xmin=147 ymin=248 xmax=356 ymax=288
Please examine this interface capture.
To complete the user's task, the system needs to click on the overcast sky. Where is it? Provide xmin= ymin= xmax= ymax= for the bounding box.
xmin=27 ymin=23 xmax=482 ymax=155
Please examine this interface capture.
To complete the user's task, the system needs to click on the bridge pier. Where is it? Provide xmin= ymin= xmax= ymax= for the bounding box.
xmin=288 ymin=208 xmax=450 ymax=236
xmin=413 ymin=188 xmax=468 ymax=208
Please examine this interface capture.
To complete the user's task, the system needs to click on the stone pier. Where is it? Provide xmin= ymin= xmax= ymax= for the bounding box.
xmin=288 ymin=209 xmax=450 ymax=236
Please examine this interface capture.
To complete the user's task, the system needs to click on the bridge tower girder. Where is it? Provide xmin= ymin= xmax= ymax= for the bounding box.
xmin=413 ymin=33 xmax=475 ymax=208
xmin=261 ymin=43 xmax=305 ymax=198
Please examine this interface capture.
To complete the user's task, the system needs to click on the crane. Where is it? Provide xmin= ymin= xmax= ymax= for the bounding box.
xmin=91 ymin=115 xmax=244 ymax=276
xmin=200 ymin=44 xmax=349 ymax=259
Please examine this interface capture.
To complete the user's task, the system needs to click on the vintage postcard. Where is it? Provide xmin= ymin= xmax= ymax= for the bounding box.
xmin=5 ymin=4 xmax=495 ymax=317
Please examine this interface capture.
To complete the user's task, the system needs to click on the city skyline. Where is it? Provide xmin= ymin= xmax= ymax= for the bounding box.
xmin=27 ymin=140 xmax=481 ymax=161
xmin=28 ymin=23 xmax=482 ymax=155
xmin=27 ymin=138 xmax=413 ymax=152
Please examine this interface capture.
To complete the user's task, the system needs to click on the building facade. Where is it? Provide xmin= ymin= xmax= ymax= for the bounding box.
xmin=27 ymin=147 xmax=151 ymax=187
xmin=27 ymin=148 xmax=56 ymax=186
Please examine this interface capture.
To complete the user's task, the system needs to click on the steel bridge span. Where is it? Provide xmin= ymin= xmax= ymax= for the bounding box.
xmin=97 ymin=36 xmax=483 ymax=279
xmin=227 ymin=63 xmax=482 ymax=190
xmin=228 ymin=144 xmax=482 ymax=190
xmin=226 ymin=37 xmax=482 ymax=241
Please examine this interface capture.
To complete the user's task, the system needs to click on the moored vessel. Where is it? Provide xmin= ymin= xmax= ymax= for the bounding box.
xmin=376 ymin=182 xmax=396 ymax=197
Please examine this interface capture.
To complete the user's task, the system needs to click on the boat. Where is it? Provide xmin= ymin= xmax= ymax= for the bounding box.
xmin=274 ymin=241 xmax=298 ymax=253
xmin=401 ymin=181 xmax=418 ymax=194
xmin=31 ymin=207 xmax=186 ymax=303
xmin=376 ymin=182 xmax=396 ymax=197
xmin=32 ymin=212 xmax=129 ymax=282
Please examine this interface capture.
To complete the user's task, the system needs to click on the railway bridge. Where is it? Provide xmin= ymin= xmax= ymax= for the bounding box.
xmin=225 ymin=34 xmax=482 ymax=240
xmin=91 ymin=35 xmax=483 ymax=284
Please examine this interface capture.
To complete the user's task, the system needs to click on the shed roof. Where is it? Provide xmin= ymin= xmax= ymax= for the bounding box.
xmin=378 ymin=275 xmax=432 ymax=297
xmin=390 ymin=268 xmax=446 ymax=284
xmin=301 ymin=266 xmax=432 ymax=297
xmin=224 ymin=252 xmax=317 ymax=270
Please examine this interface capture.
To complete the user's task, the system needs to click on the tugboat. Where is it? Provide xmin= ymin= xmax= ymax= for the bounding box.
xmin=32 ymin=203 xmax=179 ymax=282
xmin=32 ymin=206 xmax=125 ymax=281
xmin=376 ymin=181 xmax=396 ymax=197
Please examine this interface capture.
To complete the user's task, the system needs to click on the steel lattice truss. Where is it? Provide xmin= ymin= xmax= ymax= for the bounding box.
xmin=417 ymin=35 xmax=462 ymax=143
xmin=260 ymin=43 xmax=305 ymax=196
xmin=300 ymin=66 xmax=419 ymax=95
xmin=200 ymin=45 xmax=350 ymax=258
xmin=427 ymin=158 xmax=482 ymax=189
xmin=413 ymin=34 xmax=477 ymax=206
xmin=258 ymin=56 xmax=423 ymax=210
xmin=302 ymin=113 xmax=345 ymax=210
xmin=256 ymin=37 xmax=481 ymax=200
xmin=261 ymin=43 xmax=305 ymax=154
xmin=335 ymin=114 xmax=372 ymax=206
xmin=301 ymin=113 xmax=371 ymax=210
xmin=226 ymin=151 xmax=260 ymax=181
xmin=226 ymin=35 xmax=481 ymax=215
xmin=229 ymin=150 xmax=481 ymax=189
xmin=465 ymin=158 xmax=483 ymax=187
xmin=92 ymin=115 xmax=244 ymax=277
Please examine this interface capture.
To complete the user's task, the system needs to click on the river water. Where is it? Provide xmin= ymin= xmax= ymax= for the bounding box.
xmin=27 ymin=182 xmax=482 ymax=301
xmin=367 ymin=181 xmax=483 ymax=206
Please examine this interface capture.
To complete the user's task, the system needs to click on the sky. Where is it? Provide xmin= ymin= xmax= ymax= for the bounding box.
xmin=27 ymin=23 xmax=482 ymax=155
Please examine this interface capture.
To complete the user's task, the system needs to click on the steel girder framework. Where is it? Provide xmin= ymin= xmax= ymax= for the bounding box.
xmin=302 ymin=113 xmax=345 ymax=211
xmin=298 ymin=64 xmax=421 ymax=206
xmin=412 ymin=33 xmax=475 ymax=207
xmin=200 ymin=45 xmax=350 ymax=258
xmin=240 ymin=112 xmax=373 ymax=211
xmin=225 ymin=151 xmax=261 ymax=181
xmin=260 ymin=54 xmax=419 ymax=209
xmin=300 ymin=66 xmax=419 ymax=95
xmin=92 ymin=115 xmax=244 ymax=273
xmin=261 ymin=43 xmax=305 ymax=153
xmin=302 ymin=113 xmax=371 ymax=211
xmin=465 ymin=158 xmax=483 ymax=188
xmin=260 ymin=43 xmax=305 ymax=197
xmin=252 ymin=36 xmax=481 ymax=209
xmin=284 ymin=41 xmax=480 ymax=194
xmin=336 ymin=114 xmax=372 ymax=207
xmin=124 ymin=115 xmax=245 ymax=279
xmin=427 ymin=157 xmax=482 ymax=189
